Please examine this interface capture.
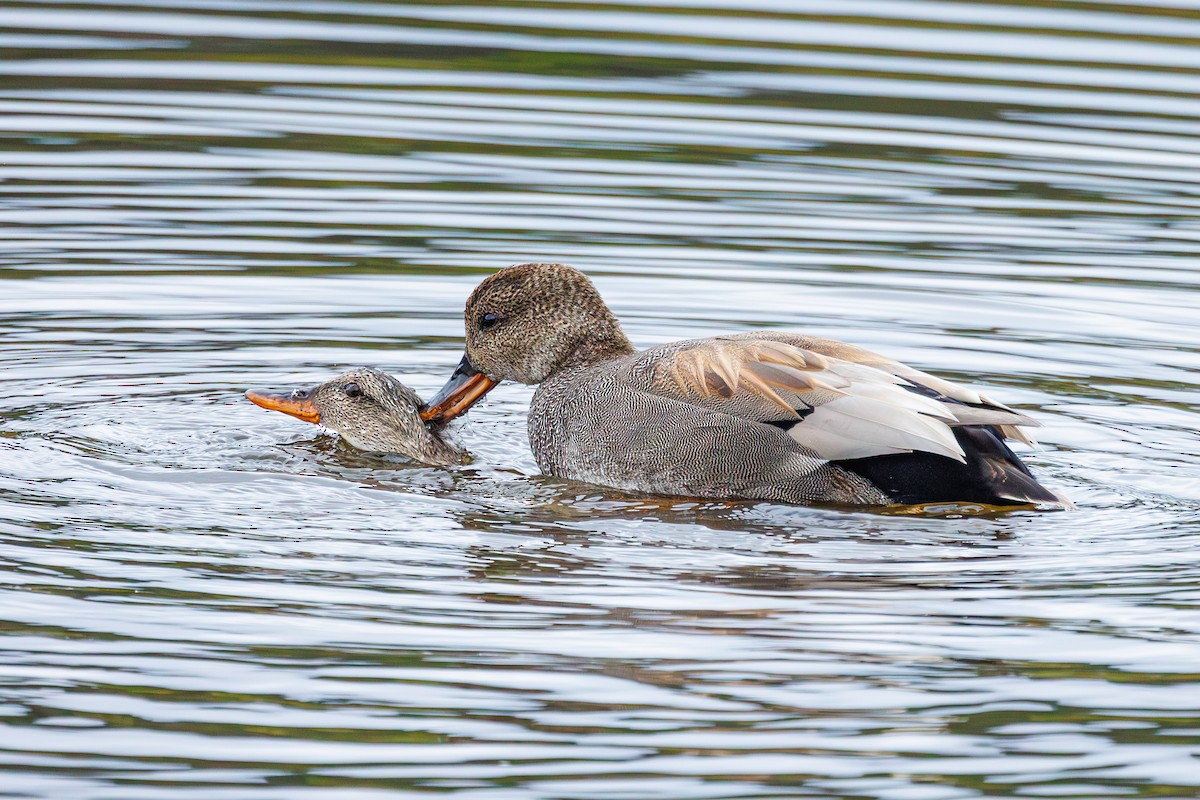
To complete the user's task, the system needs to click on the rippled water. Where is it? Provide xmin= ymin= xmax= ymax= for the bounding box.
xmin=2 ymin=1 xmax=1200 ymax=797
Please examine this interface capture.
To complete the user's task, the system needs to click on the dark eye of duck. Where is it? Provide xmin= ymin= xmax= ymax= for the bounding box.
xmin=478 ymin=312 xmax=500 ymax=331
xmin=342 ymin=382 xmax=363 ymax=398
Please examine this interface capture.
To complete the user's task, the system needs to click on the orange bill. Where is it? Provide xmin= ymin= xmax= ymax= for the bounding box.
xmin=245 ymin=388 xmax=321 ymax=424
xmin=420 ymin=355 xmax=499 ymax=425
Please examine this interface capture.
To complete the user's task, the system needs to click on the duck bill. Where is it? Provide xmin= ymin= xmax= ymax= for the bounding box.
xmin=420 ymin=355 xmax=498 ymax=425
xmin=245 ymin=388 xmax=321 ymax=424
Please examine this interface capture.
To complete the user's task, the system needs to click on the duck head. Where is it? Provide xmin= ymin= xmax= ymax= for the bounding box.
xmin=423 ymin=262 xmax=634 ymax=424
xmin=246 ymin=367 xmax=463 ymax=466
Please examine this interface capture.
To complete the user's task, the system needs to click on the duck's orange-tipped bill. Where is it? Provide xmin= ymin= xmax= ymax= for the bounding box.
xmin=245 ymin=388 xmax=321 ymax=424
xmin=420 ymin=355 xmax=498 ymax=425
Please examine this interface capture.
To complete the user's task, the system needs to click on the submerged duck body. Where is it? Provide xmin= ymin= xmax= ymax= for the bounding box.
xmin=424 ymin=263 xmax=1067 ymax=508
xmin=247 ymin=367 xmax=463 ymax=466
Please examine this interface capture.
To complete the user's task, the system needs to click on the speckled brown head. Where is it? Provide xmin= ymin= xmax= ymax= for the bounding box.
xmin=247 ymin=367 xmax=463 ymax=466
xmin=422 ymin=263 xmax=634 ymax=424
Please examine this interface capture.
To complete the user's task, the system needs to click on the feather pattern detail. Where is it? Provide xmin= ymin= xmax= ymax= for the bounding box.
xmin=651 ymin=335 xmax=1037 ymax=463
xmin=788 ymin=396 xmax=967 ymax=462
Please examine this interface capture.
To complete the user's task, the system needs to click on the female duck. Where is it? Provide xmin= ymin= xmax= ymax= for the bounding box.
xmin=422 ymin=262 xmax=1067 ymax=507
xmin=247 ymin=367 xmax=463 ymax=466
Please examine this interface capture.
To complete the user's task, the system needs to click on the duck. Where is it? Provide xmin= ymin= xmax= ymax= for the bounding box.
xmin=246 ymin=367 xmax=463 ymax=466
xmin=421 ymin=262 xmax=1069 ymax=508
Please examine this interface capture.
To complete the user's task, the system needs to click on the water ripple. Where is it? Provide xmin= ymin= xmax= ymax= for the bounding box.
xmin=2 ymin=0 xmax=1200 ymax=798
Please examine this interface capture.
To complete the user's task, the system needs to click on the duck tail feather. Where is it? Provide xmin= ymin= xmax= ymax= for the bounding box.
xmin=963 ymin=426 xmax=1069 ymax=507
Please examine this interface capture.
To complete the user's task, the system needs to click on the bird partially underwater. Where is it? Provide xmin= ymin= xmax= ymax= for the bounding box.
xmin=421 ymin=262 xmax=1070 ymax=509
xmin=246 ymin=367 xmax=463 ymax=466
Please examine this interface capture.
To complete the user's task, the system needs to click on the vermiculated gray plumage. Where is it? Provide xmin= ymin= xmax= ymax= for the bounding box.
xmin=529 ymin=359 xmax=890 ymax=505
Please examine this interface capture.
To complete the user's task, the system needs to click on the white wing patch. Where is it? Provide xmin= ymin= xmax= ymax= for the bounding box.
xmin=782 ymin=360 xmax=966 ymax=462
xmin=789 ymin=395 xmax=966 ymax=462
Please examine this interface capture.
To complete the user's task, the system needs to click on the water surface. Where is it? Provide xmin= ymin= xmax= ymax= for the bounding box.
xmin=2 ymin=1 xmax=1200 ymax=797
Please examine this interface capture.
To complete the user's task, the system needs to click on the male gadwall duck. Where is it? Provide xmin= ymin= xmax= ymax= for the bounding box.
xmin=247 ymin=367 xmax=463 ymax=466
xmin=422 ymin=262 xmax=1067 ymax=508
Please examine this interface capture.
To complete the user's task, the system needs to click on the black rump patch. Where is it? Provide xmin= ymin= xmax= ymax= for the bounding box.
xmin=835 ymin=425 xmax=1059 ymax=506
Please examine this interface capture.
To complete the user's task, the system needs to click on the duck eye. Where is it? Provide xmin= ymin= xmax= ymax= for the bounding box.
xmin=342 ymin=382 xmax=363 ymax=398
xmin=478 ymin=312 xmax=500 ymax=330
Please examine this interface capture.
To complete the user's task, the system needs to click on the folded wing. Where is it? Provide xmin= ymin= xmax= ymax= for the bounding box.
xmin=638 ymin=334 xmax=1039 ymax=464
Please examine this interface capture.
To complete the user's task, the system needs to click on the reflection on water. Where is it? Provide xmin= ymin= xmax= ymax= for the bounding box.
xmin=2 ymin=0 xmax=1200 ymax=797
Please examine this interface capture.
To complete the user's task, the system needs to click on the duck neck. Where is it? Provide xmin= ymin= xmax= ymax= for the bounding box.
xmin=557 ymin=328 xmax=635 ymax=374
xmin=418 ymin=430 xmax=467 ymax=467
